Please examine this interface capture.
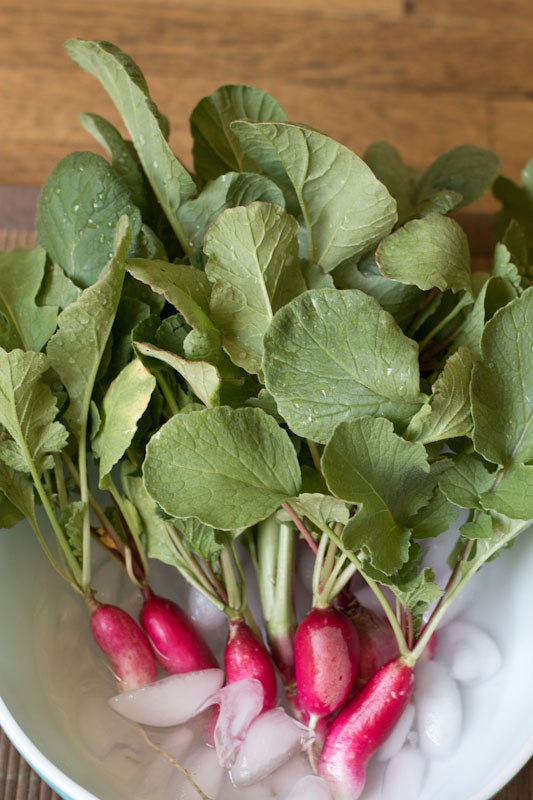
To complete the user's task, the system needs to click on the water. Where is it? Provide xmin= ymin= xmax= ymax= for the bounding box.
xmin=34 ymin=541 xmax=499 ymax=800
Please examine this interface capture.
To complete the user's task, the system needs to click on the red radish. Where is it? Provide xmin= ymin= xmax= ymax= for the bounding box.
xmin=140 ymin=591 xmax=218 ymax=674
xmin=90 ymin=603 xmax=157 ymax=690
xmin=225 ymin=618 xmax=277 ymax=712
xmin=337 ymin=593 xmax=399 ymax=685
xmin=294 ymin=606 xmax=360 ymax=719
xmin=318 ymin=657 xmax=415 ymax=800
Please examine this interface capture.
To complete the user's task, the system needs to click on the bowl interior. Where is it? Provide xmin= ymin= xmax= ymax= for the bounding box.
xmin=0 ymin=519 xmax=532 ymax=800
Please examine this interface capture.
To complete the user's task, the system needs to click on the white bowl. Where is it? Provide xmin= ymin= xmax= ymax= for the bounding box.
xmin=1 ymin=519 xmax=532 ymax=800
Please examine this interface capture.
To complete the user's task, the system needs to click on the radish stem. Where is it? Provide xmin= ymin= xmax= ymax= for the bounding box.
xmin=282 ymin=501 xmax=318 ymax=554
xmin=53 ymin=453 xmax=68 ymax=510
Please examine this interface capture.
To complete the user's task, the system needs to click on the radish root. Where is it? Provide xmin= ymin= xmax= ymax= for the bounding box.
xmin=136 ymin=725 xmax=213 ymax=800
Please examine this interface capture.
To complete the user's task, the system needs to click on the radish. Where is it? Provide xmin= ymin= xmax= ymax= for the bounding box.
xmin=318 ymin=657 xmax=415 ymax=800
xmin=140 ymin=591 xmax=218 ymax=674
xmin=294 ymin=605 xmax=360 ymax=720
xmin=90 ymin=602 xmax=157 ymax=690
xmin=224 ymin=617 xmax=277 ymax=712
xmin=337 ymin=591 xmax=399 ymax=685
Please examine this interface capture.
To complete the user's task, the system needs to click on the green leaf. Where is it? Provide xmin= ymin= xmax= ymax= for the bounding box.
xmin=404 ymin=347 xmax=474 ymax=444
xmin=453 ymin=275 xmax=517 ymax=356
xmin=393 ymin=567 xmax=443 ymax=615
xmin=231 ymin=121 xmax=397 ymax=272
xmin=60 ymin=501 xmax=86 ymax=565
xmin=127 ymin=258 xmax=212 ymax=332
xmin=92 ymin=359 xmax=156 ymax=482
xmin=47 ymin=217 xmax=130 ymax=440
xmin=121 ymin=463 xmax=178 ymax=567
xmin=143 ymin=406 xmax=301 ymax=529
xmin=37 ymin=263 xmax=82 ymax=311
xmin=0 ymin=247 xmax=58 ymax=351
xmin=0 ymin=491 xmax=24 ymax=528
xmin=293 ymin=493 xmax=350 ymax=526
xmin=176 ymin=517 xmax=225 ymax=565
xmin=493 ymin=174 xmax=533 ymax=257
xmin=363 ymin=140 xmax=413 ymax=223
xmin=0 ymin=461 xmax=37 ymax=527
xmin=481 ymin=463 xmax=533 ymax=520
xmin=460 ymin=512 xmax=493 ymax=539
xmin=204 ymin=202 xmax=306 ymax=374
xmin=377 ymin=213 xmax=473 ymax=294
xmin=492 ymin=242 xmax=523 ymax=292
xmin=471 ymin=287 xmax=533 ymax=465
xmin=37 ymin=151 xmax=141 ymax=288
xmin=322 ymin=416 xmax=435 ymax=574
xmin=410 ymin=488 xmax=458 ymax=539
xmin=66 ymin=39 xmax=196 ymax=246
xmin=500 ymin=220 xmax=529 ymax=277
xmin=0 ymin=349 xmax=68 ymax=475
xmin=78 ymin=112 xmax=149 ymax=215
xmin=263 ymin=288 xmax=424 ymax=444
xmin=411 ymin=189 xmax=463 ymax=219
xmin=134 ymin=341 xmax=221 ymax=408
xmin=178 ymin=172 xmax=285 ymax=252
xmin=439 ymin=453 xmax=495 ymax=510
xmin=190 ymin=85 xmax=288 ymax=181
xmin=415 ymin=145 xmax=500 ymax=208
xmin=333 ymin=254 xmax=424 ymax=328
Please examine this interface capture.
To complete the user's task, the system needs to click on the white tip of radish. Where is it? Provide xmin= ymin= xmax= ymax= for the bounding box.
xmin=230 ymin=708 xmax=315 ymax=787
xmin=415 ymin=660 xmax=463 ymax=760
xmin=198 ymin=678 xmax=265 ymax=767
xmin=437 ymin=620 xmax=502 ymax=684
xmin=381 ymin=745 xmax=426 ymax=800
xmin=285 ymin=775 xmax=334 ymax=800
xmin=108 ymin=668 xmax=224 ymax=727
xmin=377 ymin=703 xmax=416 ymax=762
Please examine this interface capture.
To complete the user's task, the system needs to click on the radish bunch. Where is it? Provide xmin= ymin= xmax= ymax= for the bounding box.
xmin=3 ymin=33 xmax=533 ymax=800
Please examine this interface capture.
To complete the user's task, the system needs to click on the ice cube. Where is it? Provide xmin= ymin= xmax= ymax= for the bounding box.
xmin=285 ymin=775 xmax=334 ymax=800
xmin=415 ymin=660 xmax=462 ymax=760
xmin=381 ymin=745 xmax=426 ymax=800
xmin=437 ymin=620 xmax=502 ymax=684
xmin=109 ymin=669 xmax=224 ymax=726
xmin=377 ymin=703 xmax=416 ymax=762
xmin=230 ymin=708 xmax=315 ymax=787
xmin=198 ymin=678 xmax=265 ymax=767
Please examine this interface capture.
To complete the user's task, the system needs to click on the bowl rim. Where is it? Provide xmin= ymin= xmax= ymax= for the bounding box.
xmin=0 ymin=693 xmax=99 ymax=800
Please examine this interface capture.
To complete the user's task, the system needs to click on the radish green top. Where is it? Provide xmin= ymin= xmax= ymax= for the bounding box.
xmin=0 ymin=37 xmax=531 ymax=660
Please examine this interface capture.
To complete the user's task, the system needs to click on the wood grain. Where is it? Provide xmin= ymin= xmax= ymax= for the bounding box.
xmin=1 ymin=0 xmax=533 ymax=195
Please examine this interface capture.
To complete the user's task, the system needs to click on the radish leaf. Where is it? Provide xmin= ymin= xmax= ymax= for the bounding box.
xmin=204 ymin=202 xmax=306 ymax=374
xmin=231 ymin=121 xmax=397 ymax=271
xmin=92 ymin=358 xmax=156 ymax=483
xmin=322 ymin=416 xmax=436 ymax=574
xmin=0 ymin=247 xmax=58 ymax=352
xmin=472 ymin=287 xmax=533 ymax=465
xmin=439 ymin=454 xmax=495 ymax=510
xmin=190 ymin=85 xmax=288 ymax=182
xmin=481 ymin=463 xmax=533 ymax=520
xmin=0 ymin=348 xmax=68 ymax=475
xmin=134 ymin=341 xmax=221 ymax=408
xmin=377 ymin=213 xmax=473 ymax=294
xmin=143 ymin=407 xmax=301 ymax=529
xmin=414 ymin=145 xmax=500 ymax=209
xmin=65 ymin=39 xmax=196 ymax=249
xmin=47 ymin=216 xmax=130 ymax=441
xmin=404 ymin=347 xmax=474 ymax=444
xmin=37 ymin=152 xmax=141 ymax=288
xmin=263 ymin=289 xmax=424 ymax=443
